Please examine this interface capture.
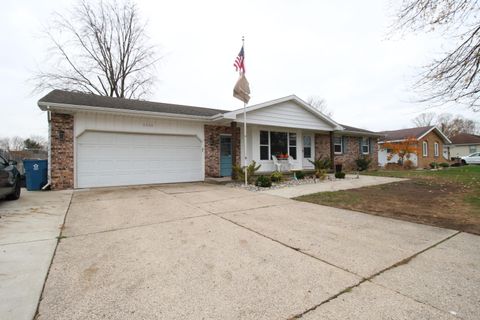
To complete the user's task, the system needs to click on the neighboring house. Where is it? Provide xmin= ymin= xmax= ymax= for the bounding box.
xmin=446 ymin=133 xmax=480 ymax=159
xmin=37 ymin=90 xmax=381 ymax=190
xmin=378 ymin=126 xmax=451 ymax=168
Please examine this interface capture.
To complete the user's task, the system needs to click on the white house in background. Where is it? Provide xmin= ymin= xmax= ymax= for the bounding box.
xmin=38 ymin=90 xmax=381 ymax=190
xmin=446 ymin=133 xmax=480 ymax=159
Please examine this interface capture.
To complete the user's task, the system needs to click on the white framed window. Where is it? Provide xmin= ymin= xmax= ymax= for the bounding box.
xmin=422 ymin=141 xmax=428 ymax=157
xmin=361 ymin=137 xmax=369 ymax=154
xmin=434 ymin=142 xmax=439 ymax=157
xmin=469 ymin=145 xmax=477 ymax=154
xmin=334 ymin=136 xmax=343 ymax=154
xmin=259 ymin=130 xmax=297 ymax=160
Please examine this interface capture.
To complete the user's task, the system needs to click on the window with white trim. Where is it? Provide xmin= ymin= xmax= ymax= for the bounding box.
xmin=361 ymin=137 xmax=369 ymax=154
xmin=434 ymin=142 xmax=439 ymax=157
xmin=334 ymin=136 xmax=343 ymax=154
xmin=259 ymin=130 xmax=297 ymax=160
xmin=469 ymin=145 xmax=477 ymax=154
xmin=422 ymin=141 xmax=428 ymax=157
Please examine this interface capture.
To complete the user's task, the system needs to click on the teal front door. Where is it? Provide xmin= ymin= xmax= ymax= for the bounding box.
xmin=220 ymin=135 xmax=232 ymax=177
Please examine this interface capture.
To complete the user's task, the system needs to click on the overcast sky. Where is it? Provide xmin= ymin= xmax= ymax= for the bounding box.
xmin=1 ymin=0 xmax=478 ymax=138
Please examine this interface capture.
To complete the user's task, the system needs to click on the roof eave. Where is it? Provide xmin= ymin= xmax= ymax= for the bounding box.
xmin=38 ymin=101 xmax=214 ymax=121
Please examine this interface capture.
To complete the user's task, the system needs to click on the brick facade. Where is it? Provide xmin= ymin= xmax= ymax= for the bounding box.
xmin=50 ymin=113 xmax=74 ymax=190
xmin=204 ymin=124 xmax=240 ymax=177
xmin=417 ymin=130 xmax=445 ymax=168
xmin=315 ymin=134 xmax=378 ymax=171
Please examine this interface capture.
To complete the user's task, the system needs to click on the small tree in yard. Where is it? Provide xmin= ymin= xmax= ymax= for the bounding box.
xmin=381 ymin=137 xmax=418 ymax=166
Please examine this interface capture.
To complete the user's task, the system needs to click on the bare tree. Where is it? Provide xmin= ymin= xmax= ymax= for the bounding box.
xmin=391 ymin=0 xmax=480 ymax=112
xmin=436 ymin=113 xmax=479 ymax=137
xmin=34 ymin=0 xmax=159 ymax=99
xmin=306 ymin=96 xmax=333 ymax=117
xmin=412 ymin=112 xmax=436 ymax=127
xmin=9 ymin=136 xmax=25 ymax=151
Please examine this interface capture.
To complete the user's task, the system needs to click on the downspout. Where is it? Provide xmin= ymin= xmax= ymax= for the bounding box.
xmin=42 ymin=109 xmax=52 ymax=190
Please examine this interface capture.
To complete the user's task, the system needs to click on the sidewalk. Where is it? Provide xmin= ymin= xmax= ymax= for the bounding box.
xmin=0 ymin=190 xmax=72 ymax=320
xmin=261 ymin=174 xmax=406 ymax=198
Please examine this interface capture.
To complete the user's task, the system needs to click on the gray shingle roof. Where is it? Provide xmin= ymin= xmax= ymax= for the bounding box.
xmin=340 ymin=124 xmax=377 ymax=134
xmin=378 ymin=126 xmax=434 ymax=141
xmin=450 ymin=133 xmax=480 ymax=144
xmin=38 ymin=90 xmax=227 ymax=117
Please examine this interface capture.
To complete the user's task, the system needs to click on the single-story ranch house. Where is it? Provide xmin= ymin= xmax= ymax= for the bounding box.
xmin=378 ymin=126 xmax=451 ymax=168
xmin=38 ymin=90 xmax=381 ymax=190
xmin=446 ymin=133 xmax=480 ymax=158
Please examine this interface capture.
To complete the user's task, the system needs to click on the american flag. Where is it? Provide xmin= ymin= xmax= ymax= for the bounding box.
xmin=233 ymin=46 xmax=245 ymax=73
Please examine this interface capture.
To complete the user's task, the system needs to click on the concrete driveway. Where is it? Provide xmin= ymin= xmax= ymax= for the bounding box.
xmin=36 ymin=183 xmax=479 ymax=320
xmin=0 ymin=190 xmax=72 ymax=320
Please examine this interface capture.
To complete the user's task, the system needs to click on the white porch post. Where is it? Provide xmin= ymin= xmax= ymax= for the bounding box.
xmin=243 ymin=102 xmax=247 ymax=186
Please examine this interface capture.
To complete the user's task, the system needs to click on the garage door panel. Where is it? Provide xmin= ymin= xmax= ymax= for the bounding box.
xmin=76 ymin=132 xmax=203 ymax=188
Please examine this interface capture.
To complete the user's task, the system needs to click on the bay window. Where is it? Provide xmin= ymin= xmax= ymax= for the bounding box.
xmin=259 ymin=130 xmax=297 ymax=160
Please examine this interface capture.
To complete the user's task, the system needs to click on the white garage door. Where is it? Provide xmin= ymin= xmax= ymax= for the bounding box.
xmin=76 ymin=131 xmax=203 ymax=188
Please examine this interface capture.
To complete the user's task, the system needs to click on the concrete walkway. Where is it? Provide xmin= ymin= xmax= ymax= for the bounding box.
xmin=262 ymin=174 xmax=406 ymax=198
xmin=0 ymin=190 xmax=72 ymax=320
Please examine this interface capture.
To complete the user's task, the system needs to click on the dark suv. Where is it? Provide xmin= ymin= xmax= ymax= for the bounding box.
xmin=0 ymin=155 xmax=21 ymax=200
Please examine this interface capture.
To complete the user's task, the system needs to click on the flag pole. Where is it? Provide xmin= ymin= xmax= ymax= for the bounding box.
xmin=242 ymin=36 xmax=248 ymax=186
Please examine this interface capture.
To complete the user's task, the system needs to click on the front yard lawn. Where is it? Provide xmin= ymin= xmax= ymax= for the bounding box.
xmin=295 ymin=166 xmax=480 ymax=234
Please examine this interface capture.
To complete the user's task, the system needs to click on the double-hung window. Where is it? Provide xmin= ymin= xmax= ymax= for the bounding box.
xmin=361 ymin=137 xmax=369 ymax=154
xmin=260 ymin=131 xmax=270 ymax=160
xmin=434 ymin=142 xmax=439 ymax=157
xmin=334 ymin=136 xmax=343 ymax=154
xmin=422 ymin=141 xmax=428 ymax=157
xmin=259 ymin=130 xmax=297 ymax=160
xmin=469 ymin=145 xmax=477 ymax=154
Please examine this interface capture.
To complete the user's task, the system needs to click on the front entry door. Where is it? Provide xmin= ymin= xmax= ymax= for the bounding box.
xmin=302 ymin=134 xmax=314 ymax=169
xmin=220 ymin=135 xmax=232 ymax=177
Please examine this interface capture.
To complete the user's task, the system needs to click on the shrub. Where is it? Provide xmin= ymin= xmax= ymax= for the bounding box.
xmin=315 ymin=169 xmax=327 ymax=180
xmin=403 ymin=159 xmax=414 ymax=169
xmin=429 ymin=162 xmax=438 ymax=169
xmin=439 ymin=162 xmax=450 ymax=168
xmin=355 ymin=156 xmax=372 ymax=171
xmin=270 ymin=171 xmax=283 ymax=182
xmin=295 ymin=171 xmax=305 ymax=179
xmin=255 ymin=175 xmax=272 ymax=188
xmin=335 ymin=171 xmax=346 ymax=179
xmin=232 ymin=161 xmax=261 ymax=184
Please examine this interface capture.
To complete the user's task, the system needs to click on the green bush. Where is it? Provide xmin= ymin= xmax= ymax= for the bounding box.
xmin=270 ymin=171 xmax=283 ymax=182
xmin=439 ymin=162 xmax=450 ymax=168
xmin=335 ymin=171 xmax=346 ymax=179
xmin=355 ymin=156 xmax=372 ymax=171
xmin=255 ymin=175 xmax=272 ymax=188
xmin=429 ymin=162 xmax=438 ymax=169
xmin=295 ymin=171 xmax=305 ymax=180
xmin=309 ymin=157 xmax=331 ymax=170
xmin=232 ymin=161 xmax=261 ymax=184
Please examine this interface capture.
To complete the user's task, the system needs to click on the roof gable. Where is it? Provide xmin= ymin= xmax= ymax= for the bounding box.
xmin=379 ymin=126 xmax=451 ymax=144
xmin=222 ymin=95 xmax=342 ymax=130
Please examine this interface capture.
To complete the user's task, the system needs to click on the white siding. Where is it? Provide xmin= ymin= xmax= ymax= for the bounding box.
xmin=74 ymin=112 xmax=206 ymax=188
xmin=378 ymin=149 xmax=418 ymax=167
xmin=235 ymin=101 xmax=333 ymax=131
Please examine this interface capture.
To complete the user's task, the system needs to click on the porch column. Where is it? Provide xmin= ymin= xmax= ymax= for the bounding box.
xmin=231 ymin=121 xmax=237 ymax=179
xmin=329 ymin=131 xmax=335 ymax=171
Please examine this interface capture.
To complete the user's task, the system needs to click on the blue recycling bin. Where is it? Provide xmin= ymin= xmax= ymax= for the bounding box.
xmin=23 ymin=159 xmax=48 ymax=191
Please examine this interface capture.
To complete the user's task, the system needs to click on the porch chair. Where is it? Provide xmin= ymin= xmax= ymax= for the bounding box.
xmin=288 ymin=156 xmax=302 ymax=180
xmin=272 ymin=155 xmax=283 ymax=172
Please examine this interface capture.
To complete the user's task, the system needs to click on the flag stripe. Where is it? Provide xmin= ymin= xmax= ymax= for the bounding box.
xmin=233 ymin=46 xmax=245 ymax=73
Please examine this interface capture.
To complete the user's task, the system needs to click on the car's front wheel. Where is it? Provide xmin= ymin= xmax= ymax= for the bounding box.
xmin=461 ymin=159 xmax=467 ymax=165
xmin=6 ymin=178 xmax=21 ymax=200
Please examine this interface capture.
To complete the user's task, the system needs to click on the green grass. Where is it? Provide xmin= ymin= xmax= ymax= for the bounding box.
xmin=363 ymin=165 xmax=480 ymax=185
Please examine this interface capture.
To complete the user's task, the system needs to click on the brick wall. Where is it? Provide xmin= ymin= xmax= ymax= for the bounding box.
xmin=204 ymin=124 xmax=240 ymax=177
xmin=315 ymin=134 xmax=378 ymax=171
xmin=417 ymin=130 xmax=445 ymax=168
xmin=50 ymin=113 xmax=74 ymax=190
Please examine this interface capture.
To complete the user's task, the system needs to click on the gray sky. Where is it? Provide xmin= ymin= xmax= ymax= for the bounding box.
xmin=1 ymin=0 xmax=478 ymax=138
